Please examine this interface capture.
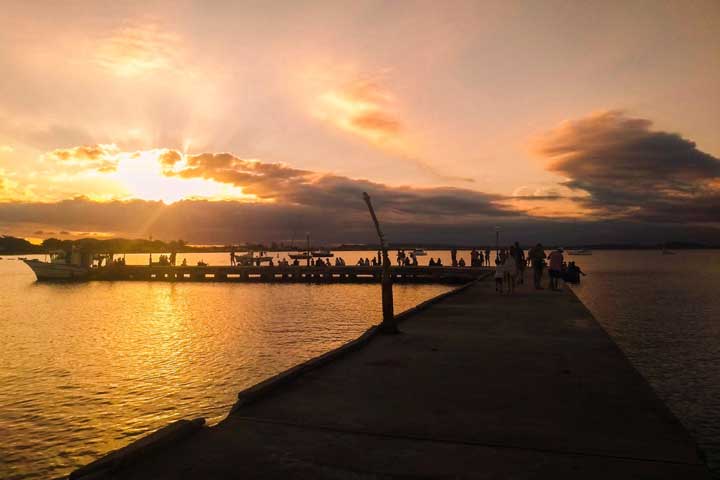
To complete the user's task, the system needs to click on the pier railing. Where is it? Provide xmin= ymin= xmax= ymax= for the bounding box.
xmin=91 ymin=265 xmax=491 ymax=284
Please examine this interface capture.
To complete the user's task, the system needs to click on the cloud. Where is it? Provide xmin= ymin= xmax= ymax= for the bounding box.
xmin=95 ymin=22 xmax=182 ymax=77
xmin=2 ymin=197 xmax=719 ymax=246
xmin=535 ymin=110 xmax=720 ymax=223
xmin=161 ymin=150 xmax=504 ymax=218
xmin=317 ymin=78 xmax=403 ymax=145
xmin=44 ymin=144 xmax=120 ymax=173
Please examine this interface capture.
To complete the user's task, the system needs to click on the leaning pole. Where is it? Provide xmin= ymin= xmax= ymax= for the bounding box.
xmin=362 ymin=192 xmax=398 ymax=333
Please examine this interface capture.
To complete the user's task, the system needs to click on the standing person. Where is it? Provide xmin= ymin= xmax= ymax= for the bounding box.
xmin=512 ymin=242 xmax=525 ymax=285
xmin=547 ymin=248 xmax=564 ymax=291
xmin=230 ymin=250 xmax=236 ymax=266
xmin=484 ymin=247 xmax=491 ymax=266
xmin=494 ymin=253 xmax=505 ymax=293
xmin=528 ymin=243 xmax=546 ymax=289
xmin=504 ymin=250 xmax=517 ymax=294
xmin=478 ymin=250 xmax=484 ymax=267
xmin=470 ymin=248 xmax=479 ymax=266
xmin=451 ymin=248 xmax=458 ymax=267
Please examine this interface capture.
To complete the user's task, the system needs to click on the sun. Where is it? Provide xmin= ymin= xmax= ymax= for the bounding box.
xmin=109 ymin=150 xmax=248 ymax=203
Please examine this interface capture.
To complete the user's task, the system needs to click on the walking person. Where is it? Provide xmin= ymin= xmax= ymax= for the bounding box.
xmin=528 ymin=243 xmax=546 ymax=289
xmin=547 ymin=247 xmax=564 ymax=291
xmin=512 ymin=241 xmax=525 ymax=285
xmin=494 ymin=254 xmax=505 ymax=293
xmin=504 ymin=250 xmax=517 ymax=294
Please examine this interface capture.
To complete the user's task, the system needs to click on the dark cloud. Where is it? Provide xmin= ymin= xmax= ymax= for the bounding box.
xmin=162 ymin=151 xmax=507 ymax=219
xmin=536 ymin=110 xmax=720 ymax=223
xmin=1 ymin=198 xmax=719 ymax=245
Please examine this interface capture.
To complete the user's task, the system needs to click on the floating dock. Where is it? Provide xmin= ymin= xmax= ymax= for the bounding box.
xmin=89 ymin=265 xmax=490 ymax=284
xmin=69 ymin=280 xmax=711 ymax=479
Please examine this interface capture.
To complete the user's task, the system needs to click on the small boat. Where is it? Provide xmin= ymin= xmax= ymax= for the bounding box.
xmin=289 ymin=252 xmax=312 ymax=260
xmin=311 ymin=250 xmax=334 ymax=258
xmin=568 ymin=249 xmax=592 ymax=255
xmin=234 ymin=252 xmax=274 ymax=265
xmin=412 ymin=249 xmax=427 ymax=257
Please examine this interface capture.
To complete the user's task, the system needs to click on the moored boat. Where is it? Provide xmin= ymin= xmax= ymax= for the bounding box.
xmin=568 ymin=249 xmax=592 ymax=255
xmin=23 ymin=258 xmax=90 ymax=280
xmin=22 ymin=250 xmax=114 ymax=281
xmin=412 ymin=248 xmax=428 ymax=256
xmin=311 ymin=250 xmax=334 ymax=258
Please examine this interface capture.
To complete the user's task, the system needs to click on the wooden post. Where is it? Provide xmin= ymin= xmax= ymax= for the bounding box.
xmin=363 ymin=192 xmax=397 ymax=333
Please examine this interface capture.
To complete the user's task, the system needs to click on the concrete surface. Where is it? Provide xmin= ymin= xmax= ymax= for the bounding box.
xmin=95 ymin=280 xmax=711 ymax=479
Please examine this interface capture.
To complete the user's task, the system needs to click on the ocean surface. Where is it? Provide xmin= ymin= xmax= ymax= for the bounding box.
xmin=569 ymin=250 xmax=720 ymax=477
xmin=0 ymin=249 xmax=718 ymax=478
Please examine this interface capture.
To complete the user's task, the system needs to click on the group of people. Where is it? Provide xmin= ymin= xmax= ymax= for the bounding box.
xmin=469 ymin=248 xmax=493 ymax=267
xmin=493 ymin=242 xmax=526 ymax=294
xmin=494 ymin=243 xmax=586 ymax=294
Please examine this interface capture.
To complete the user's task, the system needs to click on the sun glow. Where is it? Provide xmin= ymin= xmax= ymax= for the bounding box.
xmin=108 ymin=150 xmax=248 ymax=203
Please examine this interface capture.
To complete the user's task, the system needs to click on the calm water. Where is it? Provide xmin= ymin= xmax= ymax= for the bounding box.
xmin=1 ymin=250 xmax=718 ymax=478
xmin=0 ymin=252 xmax=452 ymax=480
xmin=569 ymin=250 xmax=720 ymax=477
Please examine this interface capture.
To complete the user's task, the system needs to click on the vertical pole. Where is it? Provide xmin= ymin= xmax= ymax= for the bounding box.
xmin=363 ymin=192 xmax=397 ymax=333
xmin=306 ymin=233 xmax=310 ymax=267
xmin=495 ymin=225 xmax=500 ymax=260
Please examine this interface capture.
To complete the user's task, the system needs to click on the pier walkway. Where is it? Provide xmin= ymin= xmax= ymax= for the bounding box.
xmin=73 ymin=280 xmax=710 ymax=479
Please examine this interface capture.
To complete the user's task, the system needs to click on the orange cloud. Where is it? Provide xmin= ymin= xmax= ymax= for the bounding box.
xmin=95 ymin=22 xmax=182 ymax=77
xmin=45 ymin=144 xmax=120 ymax=173
xmin=316 ymin=79 xmax=403 ymax=145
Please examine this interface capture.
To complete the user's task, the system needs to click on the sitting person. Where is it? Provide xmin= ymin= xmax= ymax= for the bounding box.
xmin=458 ymin=258 xmax=466 ymax=267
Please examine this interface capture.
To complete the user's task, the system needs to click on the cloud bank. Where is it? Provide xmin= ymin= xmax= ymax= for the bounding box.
xmin=2 ymin=110 xmax=719 ymax=244
xmin=535 ymin=111 xmax=720 ymax=223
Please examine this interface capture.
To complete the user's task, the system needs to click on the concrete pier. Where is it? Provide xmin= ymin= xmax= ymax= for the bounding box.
xmin=70 ymin=280 xmax=710 ymax=479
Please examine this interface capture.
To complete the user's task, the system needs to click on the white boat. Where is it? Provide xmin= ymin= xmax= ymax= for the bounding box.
xmin=412 ymin=249 xmax=428 ymax=257
xmin=23 ymin=258 xmax=89 ymax=280
xmin=568 ymin=249 xmax=592 ymax=255
xmin=311 ymin=250 xmax=334 ymax=258
xmin=23 ymin=250 xmax=92 ymax=281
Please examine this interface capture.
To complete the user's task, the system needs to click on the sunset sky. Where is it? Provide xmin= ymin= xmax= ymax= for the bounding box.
xmin=1 ymin=0 xmax=719 ymax=244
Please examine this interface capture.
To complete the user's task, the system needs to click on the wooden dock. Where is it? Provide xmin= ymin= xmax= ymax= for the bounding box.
xmin=90 ymin=265 xmax=490 ymax=284
xmin=69 ymin=279 xmax=711 ymax=479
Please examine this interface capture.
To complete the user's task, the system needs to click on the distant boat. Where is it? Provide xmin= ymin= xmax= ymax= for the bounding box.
xmin=311 ymin=250 xmax=334 ymax=258
xmin=288 ymin=252 xmax=312 ymax=260
xmin=568 ymin=249 xmax=592 ymax=255
xmin=234 ymin=252 xmax=274 ymax=265
xmin=412 ymin=249 xmax=428 ymax=257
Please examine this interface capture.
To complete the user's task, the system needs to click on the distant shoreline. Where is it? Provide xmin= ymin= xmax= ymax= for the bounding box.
xmin=2 ymin=245 xmax=719 ymax=256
